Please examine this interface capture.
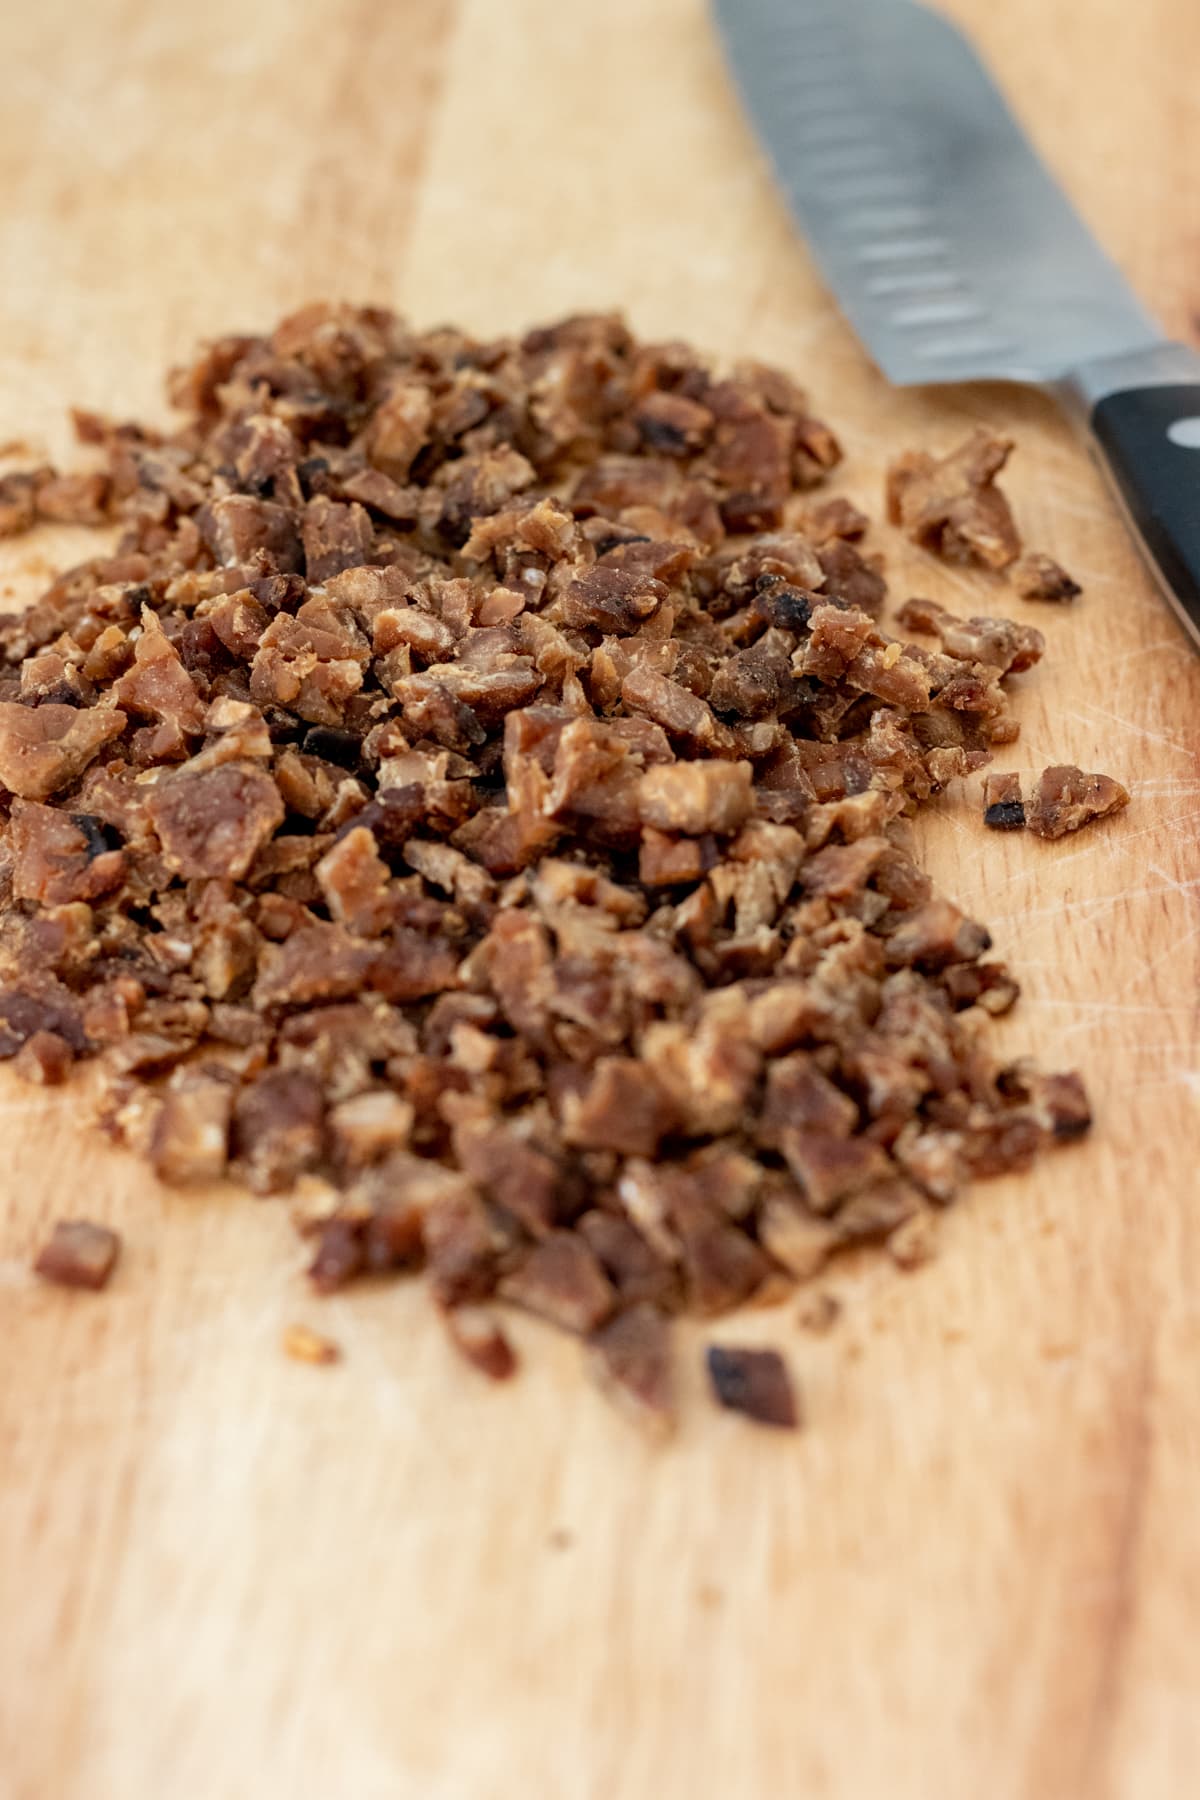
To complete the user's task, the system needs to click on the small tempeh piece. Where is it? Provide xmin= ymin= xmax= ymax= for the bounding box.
xmin=887 ymin=428 xmax=1021 ymax=570
xmin=444 ymin=1305 xmax=518 ymax=1381
xmin=34 ymin=1219 xmax=121 ymax=1290
xmin=1012 ymin=551 xmax=1082 ymax=602
xmin=589 ymin=1304 xmax=675 ymax=1435
xmin=1027 ymin=765 xmax=1130 ymax=840
xmin=706 ymin=1345 xmax=799 ymax=1429
xmin=282 ymin=1323 xmax=341 ymax=1365
xmin=982 ymin=771 xmax=1026 ymax=831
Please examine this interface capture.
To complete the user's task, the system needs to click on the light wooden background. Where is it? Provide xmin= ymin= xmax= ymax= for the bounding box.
xmin=2 ymin=3 xmax=1199 ymax=1797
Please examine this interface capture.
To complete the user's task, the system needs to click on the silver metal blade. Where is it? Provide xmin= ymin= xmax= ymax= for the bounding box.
xmin=712 ymin=0 xmax=1162 ymax=386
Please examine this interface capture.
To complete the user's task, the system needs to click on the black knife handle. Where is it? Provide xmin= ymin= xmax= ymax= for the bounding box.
xmin=1068 ymin=345 xmax=1200 ymax=649
xmin=1090 ymin=384 xmax=1200 ymax=640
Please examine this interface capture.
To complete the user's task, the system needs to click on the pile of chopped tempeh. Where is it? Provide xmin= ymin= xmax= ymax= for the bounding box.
xmin=1 ymin=306 xmax=1123 ymax=1429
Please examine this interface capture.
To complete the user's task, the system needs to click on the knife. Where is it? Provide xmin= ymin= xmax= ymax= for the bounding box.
xmin=711 ymin=0 xmax=1200 ymax=648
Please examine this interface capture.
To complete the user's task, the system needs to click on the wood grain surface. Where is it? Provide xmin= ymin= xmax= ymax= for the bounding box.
xmin=2 ymin=3 xmax=1200 ymax=1796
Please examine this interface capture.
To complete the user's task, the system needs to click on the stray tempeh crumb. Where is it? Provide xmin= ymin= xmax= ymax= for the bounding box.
xmin=894 ymin=597 xmax=1044 ymax=675
xmin=1026 ymin=765 xmax=1130 ymax=840
xmin=1037 ymin=1072 xmax=1092 ymax=1141
xmin=13 ymin=1028 xmax=75 ymax=1085
xmin=982 ymin=771 xmax=1026 ymax=831
xmin=997 ymin=1061 xmax=1092 ymax=1140
xmin=1012 ymin=550 xmax=1082 ymax=602
xmin=803 ymin=495 xmax=869 ymax=542
xmin=886 ymin=429 xmax=1021 ymax=569
xmin=34 ymin=1218 xmax=120 ymax=1290
xmin=887 ymin=1208 xmax=939 ymax=1269
xmin=282 ymin=1322 xmax=341 ymax=1365
xmin=796 ymin=1290 xmax=841 ymax=1335
xmin=444 ymin=1304 xmax=517 ymax=1381
xmin=706 ymin=1345 xmax=799 ymax=1429
xmin=589 ymin=1303 xmax=675 ymax=1435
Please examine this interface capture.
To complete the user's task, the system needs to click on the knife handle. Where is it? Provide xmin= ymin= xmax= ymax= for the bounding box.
xmin=1068 ymin=345 xmax=1200 ymax=649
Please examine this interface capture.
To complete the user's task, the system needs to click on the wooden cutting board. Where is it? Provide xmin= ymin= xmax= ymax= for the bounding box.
xmin=2 ymin=2 xmax=1199 ymax=1796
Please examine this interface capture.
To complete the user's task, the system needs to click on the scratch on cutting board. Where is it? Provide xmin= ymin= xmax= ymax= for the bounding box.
xmin=1145 ymin=858 xmax=1200 ymax=899
xmin=986 ymin=875 xmax=1200 ymax=932
xmin=1018 ymin=998 xmax=1197 ymax=1017
xmin=1126 ymin=1070 xmax=1200 ymax=1096
xmin=1017 ymin=492 xmax=1120 ymax=529
xmin=1060 ymin=702 xmax=1195 ymax=756
xmin=1095 ymin=638 xmax=1197 ymax=667
xmin=1111 ymin=925 xmax=1200 ymax=1002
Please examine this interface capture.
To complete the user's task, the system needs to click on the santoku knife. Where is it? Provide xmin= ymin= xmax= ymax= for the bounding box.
xmin=712 ymin=0 xmax=1200 ymax=647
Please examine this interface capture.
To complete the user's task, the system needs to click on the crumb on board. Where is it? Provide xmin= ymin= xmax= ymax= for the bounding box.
xmin=982 ymin=771 xmax=1026 ymax=832
xmin=796 ymin=1290 xmax=841 ymax=1334
xmin=282 ymin=1322 xmax=341 ymax=1365
xmin=443 ymin=1304 xmax=517 ymax=1381
xmin=895 ymin=597 xmax=1043 ymax=675
xmin=886 ymin=429 xmax=1021 ymax=570
xmin=887 ymin=1208 xmax=939 ymax=1269
xmin=1012 ymin=550 xmax=1081 ymax=602
xmin=13 ymin=1027 xmax=75 ymax=1084
xmin=706 ymin=1344 xmax=799 ymax=1429
xmin=1026 ymin=765 xmax=1130 ymax=840
xmin=33 ymin=1218 xmax=121 ymax=1290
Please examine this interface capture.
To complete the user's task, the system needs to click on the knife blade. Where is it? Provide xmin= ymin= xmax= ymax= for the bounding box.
xmin=712 ymin=0 xmax=1200 ymax=648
